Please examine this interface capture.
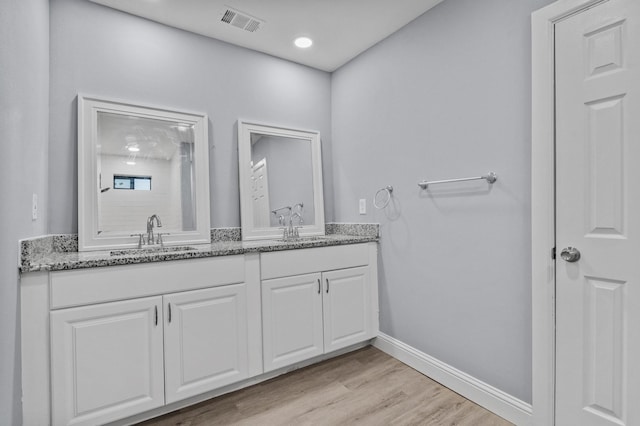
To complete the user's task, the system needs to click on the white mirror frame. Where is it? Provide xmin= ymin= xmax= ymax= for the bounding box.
xmin=238 ymin=120 xmax=325 ymax=241
xmin=78 ymin=95 xmax=211 ymax=251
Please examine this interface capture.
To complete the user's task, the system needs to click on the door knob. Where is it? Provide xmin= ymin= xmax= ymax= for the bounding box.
xmin=560 ymin=247 xmax=581 ymax=262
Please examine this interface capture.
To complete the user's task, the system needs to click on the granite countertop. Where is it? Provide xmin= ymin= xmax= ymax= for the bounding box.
xmin=20 ymin=224 xmax=379 ymax=273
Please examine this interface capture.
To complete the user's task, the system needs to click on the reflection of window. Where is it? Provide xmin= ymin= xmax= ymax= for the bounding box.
xmin=113 ymin=175 xmax=152 ymax=190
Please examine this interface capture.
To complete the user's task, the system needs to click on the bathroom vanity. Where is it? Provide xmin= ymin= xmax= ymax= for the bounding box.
xmin=20 ymin=231 xmax=379 ymax=426
xmin=19 ymin=98 xmax=378 ymax=425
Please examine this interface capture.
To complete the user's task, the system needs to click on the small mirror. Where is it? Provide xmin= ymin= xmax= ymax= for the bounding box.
xmin=78 ymin=95 xmax=211 ymax=251
xmin=238 ymin=121 xmax=325 ymax=241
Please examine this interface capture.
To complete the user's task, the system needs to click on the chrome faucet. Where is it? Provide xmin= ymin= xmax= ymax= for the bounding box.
xmin=275 ymin=204 xmax=304 ymax=240
xmin=146 ymin=214 xmax=162 ymax=245
xmin=288 ymin=211 xmax=303 ymax=238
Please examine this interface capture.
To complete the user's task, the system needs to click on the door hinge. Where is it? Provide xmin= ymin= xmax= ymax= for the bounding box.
xmin=551 ymin=247 xmax=556 ymax=260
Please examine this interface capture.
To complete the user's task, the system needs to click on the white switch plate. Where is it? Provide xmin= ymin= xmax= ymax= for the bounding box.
xmin=32 ymin=193 xmax=38 ymax=220
xmin=359 ymin=198 xmax=366 ymax=215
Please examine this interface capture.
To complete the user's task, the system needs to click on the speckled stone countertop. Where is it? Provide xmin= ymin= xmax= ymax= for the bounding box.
xmin=20 ymin=224 xmax=379 ymax=273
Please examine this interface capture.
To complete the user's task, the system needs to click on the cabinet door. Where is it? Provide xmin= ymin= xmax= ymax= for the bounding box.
xmin=164 ymin=284 xmax=249 ymax=404
xmin=262 ymin=273 xmax=323 ymax=372
xmin=51 ymin=296 xmax=164 ymax=426
xmin=323 ymin=266 xmax=371 ymax=353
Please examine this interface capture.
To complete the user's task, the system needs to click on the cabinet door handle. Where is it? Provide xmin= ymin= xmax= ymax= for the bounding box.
xmin=317 ymin=279 xmax=321 ymax=294
xmin=326 ymin=278 xmax=329 ymax=293
xmin=154 ymin=305 xmax=158 ymax=326
xmin=168 ymin=303 xmax=172 ymax=323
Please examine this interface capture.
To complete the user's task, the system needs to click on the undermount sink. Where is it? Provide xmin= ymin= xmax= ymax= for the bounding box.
xmin=109 ymin=246 xmax=197 ymax=256
xmin=276 ymin=235 xmax=330 ymax=243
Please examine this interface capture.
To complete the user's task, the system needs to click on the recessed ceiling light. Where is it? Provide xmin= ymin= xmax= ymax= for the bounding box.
xmin=128 ymin=146 xmax=140 ymax=152
xmin=126 ymin=161 xmax=136 ymax=166
xmin=294 ymin=37 xmax=313 ymax=49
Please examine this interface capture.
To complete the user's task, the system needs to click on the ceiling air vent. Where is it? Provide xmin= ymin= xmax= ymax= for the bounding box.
xmin=220 ymin=7 xmax=263 ymax=33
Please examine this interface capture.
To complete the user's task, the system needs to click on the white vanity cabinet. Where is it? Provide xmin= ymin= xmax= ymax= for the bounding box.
xmin=262 ymin=273 xmax=325 ymax=370
xmin=261 ymin=243 xmax=378 ymax=372
xmin=163 ymin=284 xmax=249 ymax=404
xmin=51 ymin=283 xmax=253 ymax=426
xmin=23 ymin=255 xmax=262 ymax=426
xmin=50 ymin=296 xmax=166 ymax=426
xmin=21 ymin=242 xmax=377 ymax=426
xmin=322 ymin=266 xmax=371 ymax=352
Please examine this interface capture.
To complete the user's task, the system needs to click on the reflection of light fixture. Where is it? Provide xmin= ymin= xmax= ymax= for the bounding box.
xmin=128 ymin=146 xmax=140 ymax=152
xmin=170 ymin=124 xmax=190 ymax=131
xmin=126 ymin=152 xmax=137 ymax=165
xmin=294 ymin=37 xmax=313 ymax=48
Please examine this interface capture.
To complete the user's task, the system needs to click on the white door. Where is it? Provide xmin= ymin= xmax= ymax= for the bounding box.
xmin=262 ymin=273 xmax=324 ymax=372
xmin=555 ymin=0 xmax=640 ymax=424
xmin=251 ymin=158 xmax=271 ymax=228
xmin=323 ymin=267 xmax=371 ymax=353
xmin=50 ymin=297 xmax=165 ymax=426
xmin=163 ymin=284 xmax=249 ymax=404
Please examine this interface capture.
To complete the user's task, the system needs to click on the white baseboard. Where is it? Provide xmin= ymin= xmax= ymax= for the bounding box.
xmin=373 ymin=333 xmax=532 ymax=426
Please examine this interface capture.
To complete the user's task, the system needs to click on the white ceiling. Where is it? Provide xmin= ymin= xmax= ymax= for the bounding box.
xmin=98 ymin=112 xmax=186 ymax=160
xmin=88 ymin=0 xmax=444 ymax=72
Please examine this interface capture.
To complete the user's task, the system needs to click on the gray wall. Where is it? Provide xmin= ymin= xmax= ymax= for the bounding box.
xmin=331 ymin=0 xmax=553 ymax=403
xmin=49 ymin=0 xmax=333 ymax=234
xmin=0 ymin=0 xmax=49 ymax=423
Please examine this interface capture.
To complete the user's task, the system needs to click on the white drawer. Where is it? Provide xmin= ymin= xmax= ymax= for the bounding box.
xmin=260 ymin=244 xmax=369 ymax=280
xmin=50 ymin=255 xmax=246 ymax=309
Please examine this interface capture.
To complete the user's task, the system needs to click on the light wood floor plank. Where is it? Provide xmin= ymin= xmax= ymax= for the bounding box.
xmin=138 ymin=346 xmax=513 ymax=426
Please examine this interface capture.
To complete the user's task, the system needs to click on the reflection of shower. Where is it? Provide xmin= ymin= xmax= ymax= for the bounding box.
xmin=180 ymin=142 xmax=196 ymax=230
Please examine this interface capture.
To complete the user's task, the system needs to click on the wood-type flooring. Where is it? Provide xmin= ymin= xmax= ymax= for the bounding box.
xmin=139 ymin=346 xmax=513 ymax=426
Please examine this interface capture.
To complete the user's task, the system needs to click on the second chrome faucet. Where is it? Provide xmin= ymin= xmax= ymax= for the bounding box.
xmin=279 ymin=203 xmax=304 ymax=240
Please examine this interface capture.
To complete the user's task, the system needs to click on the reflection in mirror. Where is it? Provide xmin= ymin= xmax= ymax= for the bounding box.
xmin=78 ymin=95 xmax=211 ymax=251
xmin=238 ymin=121 xmax=325 ymax=241
xmin=96 ymin=112 xmax=196 ymax=233
xmin=250 ymin=134 xmax=315 ymax=228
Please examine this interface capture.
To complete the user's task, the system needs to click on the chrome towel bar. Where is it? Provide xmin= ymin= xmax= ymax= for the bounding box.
xmin=418 ymin=172 xmax=497 ymax=189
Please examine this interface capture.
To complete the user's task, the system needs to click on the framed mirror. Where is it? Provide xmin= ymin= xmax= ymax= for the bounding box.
xmin=238 ymin=120 xmax=325 ymax=241
xmin=78 ymin=95 xmax=211 ymax=251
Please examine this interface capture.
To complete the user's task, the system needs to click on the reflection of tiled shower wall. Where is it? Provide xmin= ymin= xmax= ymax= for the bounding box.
xmin=100 ymin=154 xmax=181 ymax=233
xmin=168 ymin=148 xmax=183 ymax=230
xmin=179 ymin=142 xmax=196 ymax=230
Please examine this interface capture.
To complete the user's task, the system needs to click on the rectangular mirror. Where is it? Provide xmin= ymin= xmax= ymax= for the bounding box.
xmin=78 ymin=95 xmax=211 ymax=251
xmin=238 ymin=120 xmax=325 ymax=241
